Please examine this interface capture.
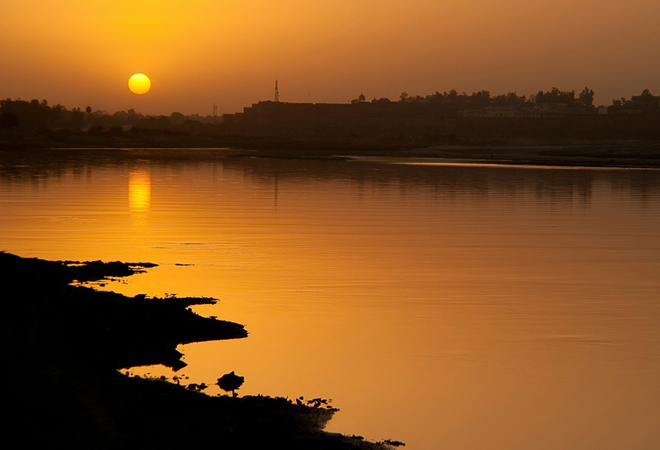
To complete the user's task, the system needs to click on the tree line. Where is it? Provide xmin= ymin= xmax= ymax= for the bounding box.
xmin=2 ymin=87 xmax=659 ymax=131
xmin=356 ymin=87 xmax=658 ymax=111
xmin=0 ymin=98 xmax=218 ymax=132
xmin=396 ymin=86 xmax=598 ymax=107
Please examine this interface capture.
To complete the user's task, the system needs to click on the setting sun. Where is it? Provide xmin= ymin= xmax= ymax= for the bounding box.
xmin=2 ymin=1 xmax=660 ymax=449
xmin=128 ymin=73 xmax=151 ymax=95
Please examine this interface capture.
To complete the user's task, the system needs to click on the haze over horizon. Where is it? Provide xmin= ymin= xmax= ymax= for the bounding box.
xmin=2 ymin=0 xmax=659 ymax=116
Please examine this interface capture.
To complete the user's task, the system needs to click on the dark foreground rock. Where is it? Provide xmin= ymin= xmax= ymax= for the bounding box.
xmin=1 ymin=252 xmax=395 ymax=449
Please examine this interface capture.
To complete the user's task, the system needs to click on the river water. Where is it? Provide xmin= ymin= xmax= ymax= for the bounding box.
xmin=2 ymin=149 xmax=660 ymax=449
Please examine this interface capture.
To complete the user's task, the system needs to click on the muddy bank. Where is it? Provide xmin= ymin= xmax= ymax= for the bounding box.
xmin=202 ymin=142 xmax=659 ymax=168
xmin=2 ymin=252 xmax=395 ymax=449
xmin=1 ymin=128 xmax=659 ymax=168
xmin=340 ymin=142 xmax=660 ymax=169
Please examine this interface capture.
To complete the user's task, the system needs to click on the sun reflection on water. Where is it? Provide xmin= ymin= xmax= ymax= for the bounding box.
xmin=129 ymin=169 xmax=151 ymax=212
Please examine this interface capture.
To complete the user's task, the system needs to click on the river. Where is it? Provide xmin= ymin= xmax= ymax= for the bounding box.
xmin=1 ymin=148 xmax=659 ymax=449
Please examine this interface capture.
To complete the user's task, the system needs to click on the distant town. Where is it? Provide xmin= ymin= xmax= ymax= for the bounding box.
xmin=1 ymin=87 xmax=659 ymax=147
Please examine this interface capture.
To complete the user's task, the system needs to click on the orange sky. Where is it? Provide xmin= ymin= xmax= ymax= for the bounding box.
xmin=1 ymin=0 xmax=659 ymax=115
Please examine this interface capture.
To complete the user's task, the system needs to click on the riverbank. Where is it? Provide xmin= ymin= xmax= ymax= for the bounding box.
xmin=1 ymin=128 xmax=659 ymax=168
xmin=2 ymin=252 xmax=397 ymax=449
xmin=341 ymin=142 xmax=660 ymax=169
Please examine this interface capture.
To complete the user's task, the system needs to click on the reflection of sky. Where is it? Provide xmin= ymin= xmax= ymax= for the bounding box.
xmin=129 ymin=169 xmax=151 ymax=212
xmin=2 ymin=153 xmax=660 ymax=450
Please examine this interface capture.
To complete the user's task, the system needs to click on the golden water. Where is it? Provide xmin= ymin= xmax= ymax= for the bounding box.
xmin=2 ymin=150 xmax=660 ymax=449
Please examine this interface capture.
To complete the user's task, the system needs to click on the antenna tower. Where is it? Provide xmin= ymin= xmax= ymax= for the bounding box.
xmin=274 ymin=79 xmax=280 ymax=102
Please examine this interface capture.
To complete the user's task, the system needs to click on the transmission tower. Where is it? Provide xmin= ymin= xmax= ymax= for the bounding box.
xmin=274 ymin=79 xmax=280 ymax=102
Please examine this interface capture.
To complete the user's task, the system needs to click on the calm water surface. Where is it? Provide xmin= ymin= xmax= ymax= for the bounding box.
xmin=2 ymin=149 xmax=660 ymax=449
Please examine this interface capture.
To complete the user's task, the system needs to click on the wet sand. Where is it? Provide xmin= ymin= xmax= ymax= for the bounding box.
xmin=2 ymin=252 xmax=396 ymax=449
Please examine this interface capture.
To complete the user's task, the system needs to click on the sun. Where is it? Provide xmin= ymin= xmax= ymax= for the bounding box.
xmin=128 ymin=73 xmax=151 ymax=95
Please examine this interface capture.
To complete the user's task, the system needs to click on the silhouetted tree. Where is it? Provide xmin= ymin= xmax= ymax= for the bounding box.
xmin=578 ymin=87 xmax=595 ymax=108
xmin=492 ymin=92 xmax=527 ymax=107
xmin=631 ymin=89 xmax=659 ymax=110
xmin=534 ymin=87 xmax=576 ymax=105
xmin=610 ymin=89 xmax=659 ymax=112
xmin=66 ymin=107 xmax=85 ymax=129
xmin=469 ymin=90 xmax=491 ymax=106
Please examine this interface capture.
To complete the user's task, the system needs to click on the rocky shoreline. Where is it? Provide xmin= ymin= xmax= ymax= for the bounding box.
xmin=2 ymin=252 xmax=398 ymax=449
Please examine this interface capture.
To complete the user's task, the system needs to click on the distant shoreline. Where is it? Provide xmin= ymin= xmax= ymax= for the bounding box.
xmin=1 ymin=129 xmax=660 ymax=168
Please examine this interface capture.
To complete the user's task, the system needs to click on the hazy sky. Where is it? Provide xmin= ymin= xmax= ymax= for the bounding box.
xmin=2 ymin=0 xmax=659 ymax=115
